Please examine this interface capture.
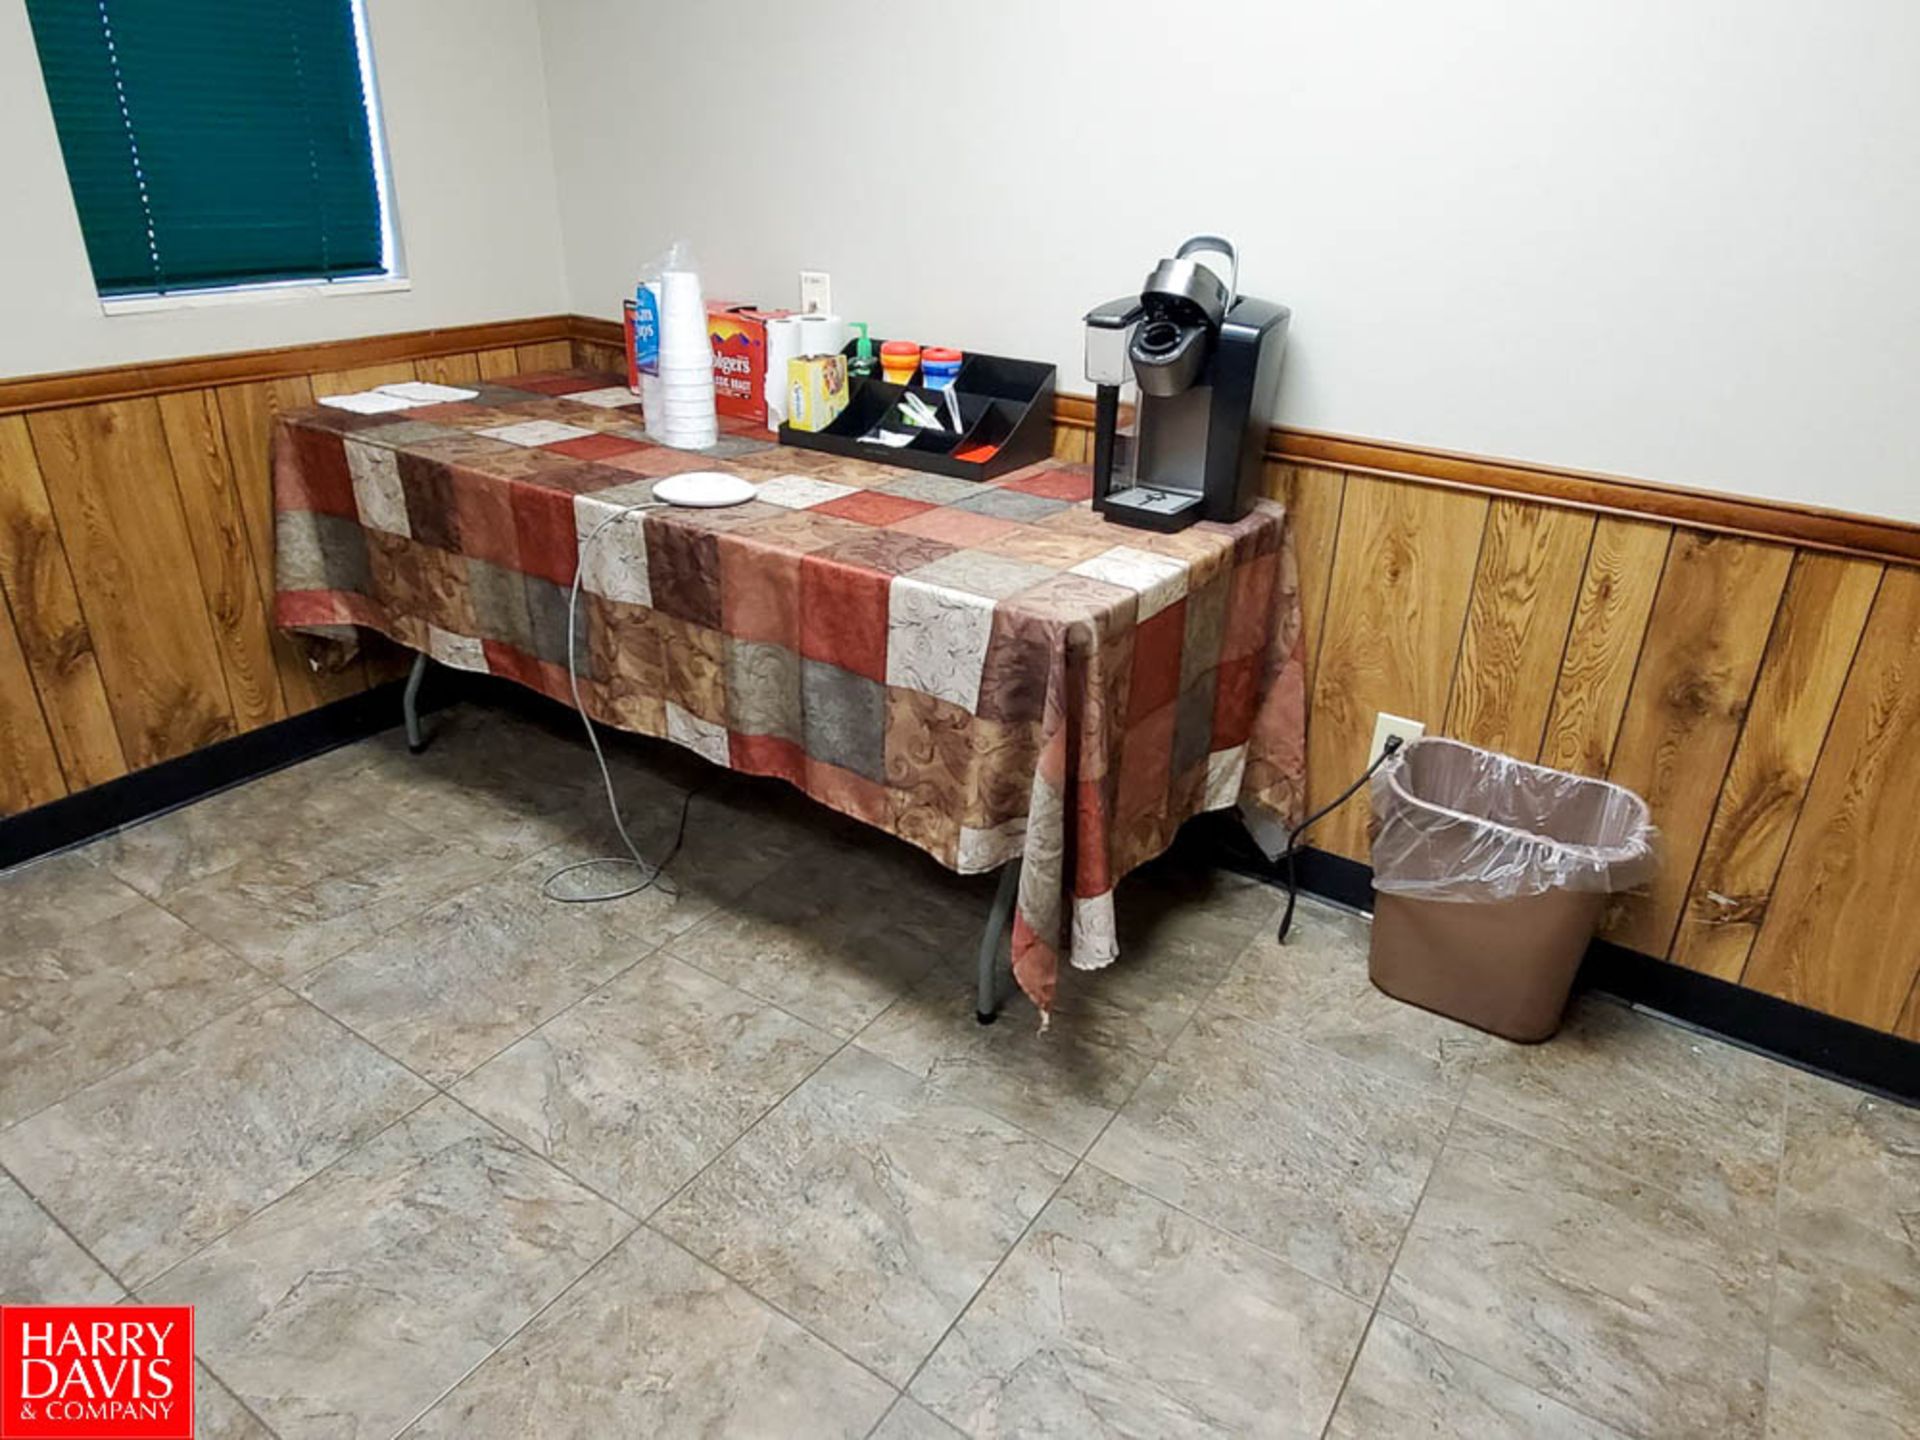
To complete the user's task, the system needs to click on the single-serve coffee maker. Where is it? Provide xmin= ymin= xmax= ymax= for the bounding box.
xmin=1083 ymin=236 xmax=1289 ymax=531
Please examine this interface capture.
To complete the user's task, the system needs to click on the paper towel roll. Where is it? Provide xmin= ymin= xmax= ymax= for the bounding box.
xmin=794 ymin=312 xmax=846 ymax=359
xmin=764 ymin=315 xmax=801 ymax=429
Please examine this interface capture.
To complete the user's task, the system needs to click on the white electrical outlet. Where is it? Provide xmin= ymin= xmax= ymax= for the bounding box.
xmin=1369 ymin=712 xmax=1425 ymax=764
xmin=799 ymin=270 xmax=832 ymax=316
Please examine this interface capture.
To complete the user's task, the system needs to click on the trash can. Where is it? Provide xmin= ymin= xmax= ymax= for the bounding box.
xmin=1367 ymin=737 xmax=1655 ymax=1042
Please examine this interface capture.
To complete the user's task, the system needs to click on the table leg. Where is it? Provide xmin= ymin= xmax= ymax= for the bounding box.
xmin=976 ymin=860 xmax=1020 ymax=1025
xmin=403 ymin=651 xmax=432 ymax=754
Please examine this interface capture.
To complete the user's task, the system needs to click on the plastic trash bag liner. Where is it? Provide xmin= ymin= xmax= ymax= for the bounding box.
xmin=1370 ymin=736 xmax=1656 ymax=903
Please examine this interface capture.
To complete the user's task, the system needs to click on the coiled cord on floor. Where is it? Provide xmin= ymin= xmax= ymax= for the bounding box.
xmin=1275 ymin=735 xmax=1404 ymax=943
xmin=542 ymin=501 xmax=699 ymax=904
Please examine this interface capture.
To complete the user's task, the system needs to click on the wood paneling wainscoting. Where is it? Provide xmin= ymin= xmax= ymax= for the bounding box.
xmin=0 ymin=319 xmax=576 ymax=819
xmin=7 ymin=318 xmax=1920 ymax=1044
xmin=1042 ymin=404 xmax=1920 ymax=1041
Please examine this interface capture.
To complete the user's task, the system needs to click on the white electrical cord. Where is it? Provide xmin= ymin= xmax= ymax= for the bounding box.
xmin=542 ymin=500 xmax=698 ymax=904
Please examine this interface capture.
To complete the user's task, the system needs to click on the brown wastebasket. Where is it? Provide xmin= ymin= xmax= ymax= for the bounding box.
xmin=1367 ymin=737 xmax=1655 ymax=1042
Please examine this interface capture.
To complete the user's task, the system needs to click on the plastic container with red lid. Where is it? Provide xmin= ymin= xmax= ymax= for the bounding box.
xmin=921 ymin=347 xmax=964 ymax=390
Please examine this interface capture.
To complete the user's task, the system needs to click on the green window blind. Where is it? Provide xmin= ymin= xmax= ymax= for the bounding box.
xmin=25 ymin=0 xmax=387 ymax=297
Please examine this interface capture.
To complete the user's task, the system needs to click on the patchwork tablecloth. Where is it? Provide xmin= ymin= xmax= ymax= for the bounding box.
xmin=274 ymin=369 xmax=1307 ymax=1013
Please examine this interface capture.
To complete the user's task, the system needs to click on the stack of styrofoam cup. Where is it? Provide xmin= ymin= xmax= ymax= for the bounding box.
xmin=646 ymin=269 xmax=717 ymax=450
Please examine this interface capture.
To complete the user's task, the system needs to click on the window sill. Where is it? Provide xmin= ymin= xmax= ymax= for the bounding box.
xmin=100 ymin=275 xmax=412 ymax=317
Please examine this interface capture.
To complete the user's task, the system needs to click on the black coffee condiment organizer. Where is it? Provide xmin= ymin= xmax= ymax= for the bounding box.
xmin=777 ymin=343 xmax=1056 ymax=481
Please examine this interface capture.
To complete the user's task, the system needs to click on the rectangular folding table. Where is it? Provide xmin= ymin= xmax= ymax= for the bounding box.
xmin=273 ymin=370 xmax=1308 ymax=1019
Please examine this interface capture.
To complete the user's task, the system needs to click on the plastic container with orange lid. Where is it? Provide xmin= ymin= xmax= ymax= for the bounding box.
xmin=879 ymin=341 xmax=920 ymax=385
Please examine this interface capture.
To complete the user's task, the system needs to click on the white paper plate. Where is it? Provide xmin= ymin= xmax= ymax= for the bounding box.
xmin=651 ymin=471 xmax=757 ymax=507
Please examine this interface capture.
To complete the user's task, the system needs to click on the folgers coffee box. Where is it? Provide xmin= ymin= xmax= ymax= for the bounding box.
xmin=706 ymin=302 xmax=791 ymax=425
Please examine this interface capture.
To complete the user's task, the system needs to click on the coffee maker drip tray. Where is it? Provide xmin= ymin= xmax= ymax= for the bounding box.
xmin=1099 ymin=485 xmax=1205 ymax=532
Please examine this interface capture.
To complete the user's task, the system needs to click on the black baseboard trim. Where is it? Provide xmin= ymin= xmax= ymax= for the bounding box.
xmin=0 ymin=678 xmax=443 ymax=873
xmin=1575 ymin=940 xmax=1919 ymax=1106
xmin=6 ymin=682 xmax=1913 ymax=1104
xmin=1186 ymin=817 xmax=1919 ymax=1106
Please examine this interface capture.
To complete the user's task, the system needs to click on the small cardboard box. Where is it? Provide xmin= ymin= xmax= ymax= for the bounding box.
xmin=707 ymin=301 xmax=791 ymax=425
xmin=787 ymin=353 xmax=849 ymax=432
xmin=621 ymin=298 xmax=640 ymax=391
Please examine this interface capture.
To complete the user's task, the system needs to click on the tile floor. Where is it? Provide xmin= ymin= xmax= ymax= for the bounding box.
xmin=2 ymin=705 xmax=1916 ymax=1439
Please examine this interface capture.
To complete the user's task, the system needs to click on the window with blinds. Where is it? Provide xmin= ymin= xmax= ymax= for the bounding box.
xmin=25 ymin=0 xmax=394 ymax=299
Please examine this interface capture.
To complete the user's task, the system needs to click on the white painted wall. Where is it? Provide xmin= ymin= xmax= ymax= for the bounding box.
xmin=536 ymin=0 xmax=1920 ymax=521
xmin=0 ymin=0 xmax=568 ymax=378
